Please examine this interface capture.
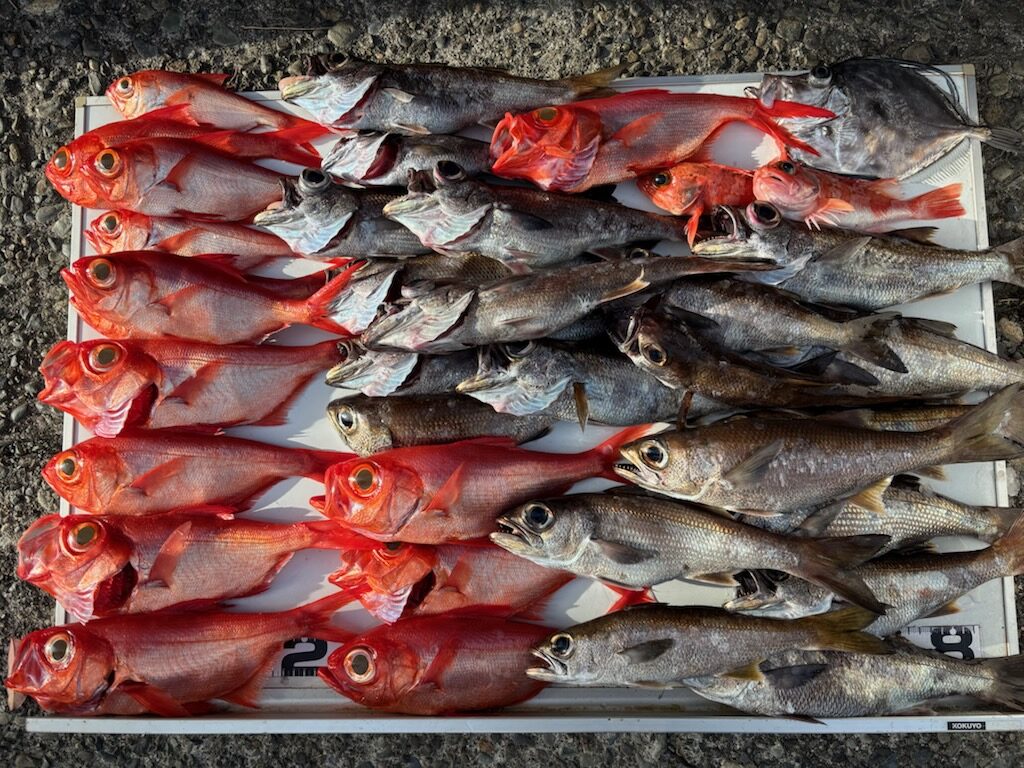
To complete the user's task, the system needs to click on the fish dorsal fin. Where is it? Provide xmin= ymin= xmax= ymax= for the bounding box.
xmin=422 ymin=463 xmax=467 ymax=517
xmin=572 ymin=381 xmax=590 ymax=432
xmin=195 ymin=73 xmax=232 ymax=87
xmin=608 ymin=113 xmax=664 ymax=148
xmin=617 ymin=637 xmax=675 ymax=663
xmin=591 ymin=538 xmax=656 ymax=565
xmin=815 ymin=236 xmax=872 ymax=264
xmin=147 ymin=521 xmax=193 ymax=588
xmin=721 ymin=439 xmax=785 ymax=489
xmin=723 ymin=660 xmax=766 ymax=682
xmin=846 ymin=476 xmax=893 ymax=515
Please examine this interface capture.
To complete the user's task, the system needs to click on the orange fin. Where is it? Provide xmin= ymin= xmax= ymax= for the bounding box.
xmin=685 ymin=205 xmax=703 ymax=248
xmin=605 ymin=584 xmax=656 ymax=613
xmin=127 ymin=456 xmax=191 ymax=495
xmin=910 ymin=182 xmax=965 ymax=220
xmin=166 ymin=362 xmax=224 ymax=405
xmin=309 ymin=495 xmax=326 ymax=513
xmin=806 ymin=198 xmax=855 ymax=229
xmin=218 ymin=653 xmax=277 ymax=709
xmin=147 ymin=521 xmax=193 ymax=588
xmin=866 ymin=177 xmax=902 ymax=195
xmin=419 ymin=643 xmax=460 ymax=692
xmin=423 ymin=464 xmax=467 ymax=516
xmin=118 ymin=681 xmax=194 ymax=717
xmin=609 ymin=113 xmax=664 ymax=148
xmin=143 ymin=103 xmax=201 ymax=126
xmin=159 ymin=151 xmax=204 ymax=194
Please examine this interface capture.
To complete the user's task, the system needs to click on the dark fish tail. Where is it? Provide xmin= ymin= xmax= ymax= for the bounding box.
xmin=979 ymin=126 xmax=1024 ymax=155
xmin=991 ymin=510 xmax=1024 ymax=575
xmin=795 ymin=534 xmax=890 ymax=614
xmin=565 ymin=64 xmax=627 ymax=97
xmin=981 ymin=654 xmax=1024 ymax=710
xmin=940 ymin=384 xmax=1024 ymax=463
xmin=995 ymin=236 xmax=1024 ymax=289
xmin=798 ymin=606 xmax=891 ymax=655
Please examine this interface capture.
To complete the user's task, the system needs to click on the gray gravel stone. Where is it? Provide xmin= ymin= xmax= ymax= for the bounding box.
xmin=212 ymin=26 xmax=241 ymax=47
xmin=328 ymin=21 xmax=356 ymax=49
xmin=776 ymin=18 xmax=804 ymax=43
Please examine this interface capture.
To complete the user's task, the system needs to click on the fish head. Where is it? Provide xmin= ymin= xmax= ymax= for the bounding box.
xmin=85 ymin=210 xmax=152 ymax=253
xmin=359 ymin=283 xmax=475 ymax=352
xmin=279 ymin=55 xmax=381 ymax=127
xmin=322 ymin=456 xmax=424 ymax=538
xmin=753 ymin=64 xmax=837 ymax=111
xmin=45 ymin=136 xmax=107 ymax=204
xmin=16 ymin=514 xmax=136 ymax=621
xmin=691 ymin=204 xmax=795 ymax=279
xmin=456 ymin=341 xmax=573 ymax=416
xmin=42 ymin=442 xmax=124 ymax=512
xmin=322 ymin=132 xmax=398 ymax=186
xmin=527 ymin=623 xmax=613 ymax=686
xmin=724 ymin=569 xmax=832 ymax=619
xmin=330 ymin=540 xmax=436 ymax=623
xmin=489 ymin=105 xmax=603 ymax=191
xmin=328 ymin=398 xmax=395 ymax=454
xmin=381 ymin=162 xmax=492 ymax=249
xmin=253 ymin=169 xmax=355 ymax=255
xmin=752 ymin=160 xmax=821 ymax=214
xmin=106 ymin=71 xmax=168 ymax=119
xmin=615 ymin=431 xmax=705 ymax=499
xmin=5 ymin=625 xmax=116 ymax=709
xmin=62 ymin=254 xmax=149 ymax=333
xmin=324 ymin=341 xmax=420 ymax=396
xmin=38 ymin=340 xmax=162 ymax=438
xmin=637 ymin=165 xmax=703 ymax=214
xmin=319 ymin=627 xmax=422 ymax=708
xmin=492 ymin=499 xmax=593 ymax=568
xmin=74 ymin=143 xmax=151 ymax=209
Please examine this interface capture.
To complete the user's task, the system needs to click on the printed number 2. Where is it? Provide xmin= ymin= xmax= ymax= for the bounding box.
xmin=281 ymin=637 xmax=328 ymax=676
xmin=930 ymin=627 xmax=975 ymax=661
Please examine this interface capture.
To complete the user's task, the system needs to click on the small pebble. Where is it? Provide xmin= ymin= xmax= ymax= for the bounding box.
xmin=902 ymin=42 xmax=932 ymax=62
xmin=87 ymin=70 xmax=102 ymax=96
xmin=327 ymin=21 xmax=355 ymax=49
xmin=776 ymin=18 xmax=803 ymax=43
xmin=999 ymin=316 xmax=1024 ymax=346
xmin=161 ymin=9 xmax=182 ymax=35
xmin=212 ymin=27 xmax=241 ymax=47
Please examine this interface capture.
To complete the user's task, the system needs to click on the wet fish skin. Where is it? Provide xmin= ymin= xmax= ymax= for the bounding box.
xmin=816 ymin=403 xmax=973 ymax=433
xmin=492 ymin=492 xmax=887 ymax=612
xmin=753 ymin=58 xmax=1023 ymax=179
xmin=694 ymin=203 xmax=1024 ymax=311
xmin=361 ymin=251 xmax=514 ymax=288
xmin=323 ymin=132 xmax=491 ymax=187
xmin=615 ymin=384 xmax=1024 ymax=514
xmin=526 ymin=603 xmax=888 ymax=687
xmin=325 ymin=342 xmax=479 ymax=396
xmin=328 ymin=394 xmax=554 ymax=455
xmin=686 ymin=646 xmax=1024 ymax=718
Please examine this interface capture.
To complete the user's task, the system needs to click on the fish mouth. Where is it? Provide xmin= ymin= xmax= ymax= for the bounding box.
xmin=751 ymin=75 xmax=778 ymax=108
xmin=279 ymin=75 xmax=316 ymax=100
xmin=690 ymin=207 xmax=755 ymax=259
xmin=279 ymin=71 xmax=378 ymax=126
xmin=526 ymin=648 xmax=568 ymax=682
xmin=722 ymin=569 xmax=781 ymax=613
xmin=490 ymin=515 xmax=544 ymax=555
xmin=322 ymin=132 xmax=396 ymax=185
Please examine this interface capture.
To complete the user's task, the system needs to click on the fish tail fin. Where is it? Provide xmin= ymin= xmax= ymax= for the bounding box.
xmin=994 ymin=236 xmax=1024 ymax=289
xmin=796 ymin=534 xmax=890 ymax=614
xmin=981 ymin=654 xmax=1024 ymax=710
xmin=979 ymin=125 xmax=1024 ymax=154
xmin=301 ymin=519 xmax=374 ymax=551
xmin=291 ymin=590 xmax=357 ymax=643
xmin=299 ymin=261 xmax=367 ymax=335
xmin=566 ymin=63 xmax=626 ymax=96
xmin=800 ymin=606 xmax=891 ymax=655
xmin=908 ymin=182 xmax=965 ymax=220
xmin=976 ymin=505 xmax=1024 ymax=544
xmin=841 ymin=311 xmax=907 ymax=372
xmin=591 ymin=424 xmax=660 ymax=480
xmin=299 ymin=448 xmax=354 ymax=481
xmin=991 ymin=510 xmax=1024 ymax=575
xmin=276 ymin=110 xmax=333 ymax=138
xmin=940 ymin=384 xmax=1024 ymax=464
xmin=604 ymin=584 xmax=657 ymax=613
xmin=197 ymin=129 xmax=322 ymax=168
xmin=265 ymin=123 xmax=327 ymax=158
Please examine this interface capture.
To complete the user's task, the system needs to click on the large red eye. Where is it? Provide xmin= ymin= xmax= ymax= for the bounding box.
xmin=85 ymin=343 xmax=122 ymax=373
xmin=348 ymin=464 xmax=380 ymax=498
xmin=115 ymin=76 xmax=133 ymax=95
xmin=343 ymin=646 xmax=376 ymax=684
xmin=85 ymin=258 xmax=116 ymax=288
xmin=99 ymin=213 xmax=121 ymax=235
xmin=94 ymin=149 xmax=122 ymax=177
xmin=54 ymin=450 xmax=82 ymax=483
xmin=51 ymin=147 xmax=72 ymax=174
xmin=44 ymin=632 xmax=73 ymax=666
xmin=64 ymin=521 xmax=100 ymax=553
xmin=534 ymin=106 xmax=559 ymax=124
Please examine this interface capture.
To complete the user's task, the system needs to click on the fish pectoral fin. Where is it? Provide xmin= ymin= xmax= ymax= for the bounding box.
xmin=689 ymin=571 xmax=739 ymax=587
xmin=147 ymin=521 xmax=193 ymax=588
xmin=924 ymin=599 xmax=960 ymax=619
xmin=608 ymin=113 xmax=664 ymax=148
xmin=159 ymin=152 xmax=205 ymax=194
xmin=573 ymin=382 xmax=589 ymax=432
xmin=422 ymin=463 xmax=467 ymax=517
xmin=591 ymin=538 xmax=656 ymax=565
xmin=165 ymin=362 xmax=225 ymax=406
xmin=127 ymin=456 xmax=191 ymax=496
xmin=381 ymin=87 xmax=415 ymax=103
xmin=393 ymin=122 xmax=430 ymax=135
xmin=763 ymin=663 xmax=830 ymax=690
xmin=219 ymin=652 xmax=279 ymax=709
xmin=495 ymin=206 xmax=556 ymax=232
xmin=151 ymin=285 xmax=205 ymax=316
xmin=418 ymin=644 xmax=460 ymax=692
xmin=661 ymin=305 xmax=721 ymax=332
xmin=913 ymin=465 xmax=947 ymax=481
xmin=814 ymin=236 xmax=872 ymax=264
xmin=118 ymin=681 xmax=194 ymax=717
xmin=721 ymin=439 xmax=785 ymax=489
xmin=845 ymin=476 xmax=893 ymax=516
xmin=722 ymin=660 xmax=767 ymax=683
xmin=617 ymin=638 xmax=675 ymax=663
xmin=600 ymin=273 xmax=650 ymax=302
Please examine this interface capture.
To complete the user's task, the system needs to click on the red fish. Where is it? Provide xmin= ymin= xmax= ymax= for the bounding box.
xmin=314 ymin=425 xmax=652 ymax=543
xmin=106 ymin=69 xmax=329 ymax=136
xmin=637 ymin=162 xmax=755 ymax=246
xmin=69 ymin=137 xmax=284 ymax=221
xmin=62 ymin=252 xmax=375 ymax=343
xmin=38 ymin=337 xmax=343 ymax=437
xmin=17 ymin=512 xmax=354 ymax=621
xmin=41 ymin=431 xmax=351 ymax=515
xmin=5 ymin=592 xmax=350 ymax=715
xmin=46 ymin=105 xmax=319 ymax=204
xmin=85 ymin=210 xmax=302 ymax=274
xmin=752 ymin=159 xmax=965 ymax=232
xmin=489 ymin=90 xmax=834 ymax=192
xmin=318 ymin=614 xmax=550 ymax=715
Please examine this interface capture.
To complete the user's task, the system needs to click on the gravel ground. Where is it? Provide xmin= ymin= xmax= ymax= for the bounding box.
xmin=2 ymin=0 xmax=1023 ymax=763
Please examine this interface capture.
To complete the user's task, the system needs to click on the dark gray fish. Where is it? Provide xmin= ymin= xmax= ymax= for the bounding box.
xmin=251 ymin=168 xmax=429 ymax=258
xmin=327 ymin=394 xmax=553 ymax=455
xmin=686 ymin=645 xmax=1024 ymax=718
xmin=358 ymin=251 xmax=514 ymax=291
xmin=752 ymin=58 xmax=1022 ymax=178
xmin=324 ymin=340 xmax=478 ymax=396
xmin=280 ymin=55 xmax=622 ymax=134
xmin=694 ymin=203 xmax=1024 ymax=311
xmin=382 ymin=163 xmax=689 ymax=272
xmin=323 ymin=132 xmax=491 ymax=188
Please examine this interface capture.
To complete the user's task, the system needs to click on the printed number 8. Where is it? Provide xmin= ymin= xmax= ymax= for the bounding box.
xmin=930 ymin=627 xmax=975 ymax=660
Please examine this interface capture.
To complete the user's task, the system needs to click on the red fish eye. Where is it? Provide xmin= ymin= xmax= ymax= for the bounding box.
xmin=94 ymin=149 xmax=122 ymax=177
xmin=44 ymin=632 xmax=73 ymax=666
xmin=99 ymin=213 xmax=121 ymax=235
xmin=777 ymin=161 xmax=796 ymax=175
xmin=86 ymin=343 xmax=122 ymax=373
xmin=54 ymin=451 xmax=81 ymax=482
xmin=343 ymin=647 xmax=376 ymax=683
xmin=51 ymin=148 xmax=71 ymax=174
xmin=650 ymin=172 xmax=671 ymax=187
xmin=116 ymin=77 xmax=133 ymax=94
xmin=534 ymin=106 xmax=559 ymax=124
xmin=86 ymin=258 xmax=116 ymax=288
xmin=65 ymin=522 xmax=99 ymax=553
xmin=348 ymin=464 xmax=380 ymax=498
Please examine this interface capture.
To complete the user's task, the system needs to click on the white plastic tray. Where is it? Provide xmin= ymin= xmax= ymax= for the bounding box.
xmin=29 ymin=65 xmax=1023 ymax=733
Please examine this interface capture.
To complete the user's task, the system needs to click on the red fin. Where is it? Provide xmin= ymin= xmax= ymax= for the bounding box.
xmin=166 ymin=362 xmax=224 ymax=405
xmin=143 ymin=103 xmax=201 ymax=126
xmin=608 ymin=113 xmax=664 ymax=148
xmin=423 ymin=464 xmax=467 ymax=516
xmin=511 ymin=593 xmax=557 ymax=622
xmin=605 ymin=584 xmax=656 ymax=613
xmin=218 ymin=652 xmax=278 ymax=709
xmin=910 ymin=182 xmax=965 ymax=220
xmin=128 ymin=456 xmax=191 ymax=495
xmin=254 ymin=380 xmax=309 ymax=427
xmin=299 ymin=261 xmax=364 ymax=334
xmin=309 ymin=494 xmax=327 ymax=513
xmin=300 ymin=448 xmax=355 ymax=482
xmin=750 ymin=99 xmax=835 ymax=158
xmin=188 ymin=252 xmax=250 ymax=277
xmin=118 ymin=682 xmax=193 ymax=717
xmin=590 ymin=424 xmax=659 ymax=480
xmin=159 ymin=152 xmax=205 ymax=194
xmin=154 ymin=284 xmax=206 ymax=315
xmin=195 ymin=73 xmax=232 ymax=87
xmin=419 ymin=644 xmax=460 ymax=692
xmin=197 ymin=129 xmax=322 ymax=168
xmin=302 ymin=519 xmax=374 ymax=551
xmin=291 ymin=590 xmax=357 ymax=643
xmin=759 ymin=99 xmax=835 ymax=120
xmin=685 ymin=206 xmax=703 ymax=248
xmin=147 ymin=521 xmax=192 ymax=587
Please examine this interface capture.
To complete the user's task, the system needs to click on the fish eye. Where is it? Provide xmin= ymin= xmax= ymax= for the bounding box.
xmin=336 ymin=341 xmax=356 ymax=362
xmin=44 ymin=633 xmax=73 ymax=665
xmin=751 ymin=202 xmax=781 ymax=227
xmin=51 ymin=147 xmax=71 ymax=173
xmin=639 ymin=439 xmax=668 ymax=469
xmin=343 ymin=647 xmax=376 ymax=683
xmin=776 ymin=161 xmax=796 ymax=175
xmin=86 ymin=258 xmax=116 ymax=288
xmin=651 ymin=172 xmax=671 ymax=187
xmin=334 ymin=405 xmax=356 ymax=432
xmin=384 ymin=541 xmax=403 ymax=552
xmin=535 ymin=107 xmax=559 ymax=123
xmin=435 ymin=161 xmax=465 ymax=181
xmin=348 ymin=463 xmax=380 ymax=497
xmin=94 ymin=149 xmax=122 ymax=177
xmin=502 ymin=340 xmax=534 ymax=359
xmin=115 ymin=77 xmax=133 ymax=94
xmin=99 ymin=213 xmax=121 ymax=234
xmin=56 ymin=451 xmax=80 ymax=481
xmin=86 ymin=343 xmax=122 ymax=373
xmin=299 ymin=168 xmax=331 ymax=193
xmin=810 ymin=64 xmax=831 ymax=82
xmin=65 ymin=522 xmax=99 ymax=552
xmin=549 ymin=633 xmax=574 ymax=658
xmin=641 ymin=342 xmax=667 ymax=366
xmin=524 ymin=503 xmax=553 ymax=531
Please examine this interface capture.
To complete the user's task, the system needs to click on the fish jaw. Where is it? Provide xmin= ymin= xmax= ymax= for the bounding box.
xmin=325 ymin=345 xmax=420 ymax=396
xmin=456 ymin=346 xmax=571 ymax=416
xmin=613 ymin=444 xmax=666 ymax=492
xmin=323 ymin=133 xmax=392 ymax=185
xmin=279 ymin=72 xmax=377 ymax=127
xmin=526 ymin=646 xmax=571 ymax=683
xmin=253 ymin=193 xmax=354 ymax=255
xmin=361 ymin=286 xmax=475 ymax=352
xmin=382 ymin=192 xmax=490 ymax=250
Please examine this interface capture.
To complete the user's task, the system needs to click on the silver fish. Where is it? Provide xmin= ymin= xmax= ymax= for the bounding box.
xmin=615 ymin=384 xmax=1024 ymax=514
xmin=252 ymin=169 xmax=429 ymax=258
xmin=694 ymin=203 xmax=1024 ymax=311
xmin=686 ymin=645 xmax=1024 ymax=718
xmin=328 ymin=394 xmax=553 ymax=455
xmin=727 ymin=511 xmax=1024 ymax=635
xmin=752 ymin=58 xmax=1023 ymax=179
xmin=323 ymin=132 xmax=491 ymax=188
xmin=492 ymin=491 xmax=887 ymax=612
xmin=280 ymin=55 xmax=622 ymax=134
xmin=382 ymin=163 xmax=689 ymax=272
xmin=527 ymin=604 xmax=888 ymax=687
xmin=324 ymin=341 xmax=479 ymax=396
xmin=361 ymin=256 xmax=768 ymax=354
